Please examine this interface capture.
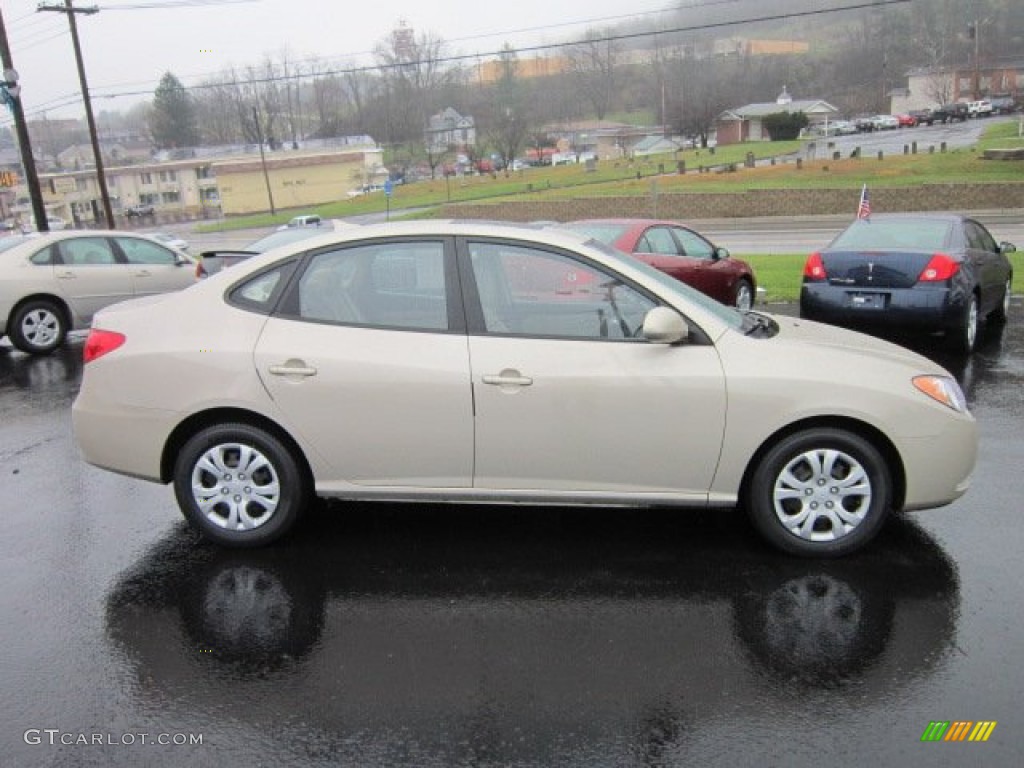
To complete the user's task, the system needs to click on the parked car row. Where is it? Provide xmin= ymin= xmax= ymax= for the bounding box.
xmin=3 ymin=213 xmax=1009 ymax=559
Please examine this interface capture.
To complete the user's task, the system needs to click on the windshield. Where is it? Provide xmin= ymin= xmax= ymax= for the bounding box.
xmin=561 ymin=221 xmax=631 ymax=246
xmin=247 ymin=227 xmax=331 ymax=253
xmin=830 ymin=218 xmax=953 ymax=251
xmin=583 ymin=238 xmax=744 ymax=330
xmin=0 ymin=235 xmax=33 ymax=253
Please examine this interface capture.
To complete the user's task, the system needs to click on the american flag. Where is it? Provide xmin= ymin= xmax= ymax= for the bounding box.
xmin=857 ymin=184 xmax=871 ymax=219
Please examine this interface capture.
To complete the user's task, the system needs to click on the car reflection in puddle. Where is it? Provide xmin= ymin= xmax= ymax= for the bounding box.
xmin=105 ymin=503 xmax=958 ymax=763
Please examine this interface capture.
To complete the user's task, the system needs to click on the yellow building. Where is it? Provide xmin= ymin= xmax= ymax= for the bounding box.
xmin=213 ymin=150 xmax=383 ymax=216
xmin=25 ymin=148 xmax=383 ymax=223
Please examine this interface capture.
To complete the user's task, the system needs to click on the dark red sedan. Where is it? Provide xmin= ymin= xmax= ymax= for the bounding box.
xmin=561 ymin=219 xmax=757 ymax=309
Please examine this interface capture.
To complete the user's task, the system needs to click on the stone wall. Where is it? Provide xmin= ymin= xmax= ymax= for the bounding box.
xmin=439 ymin=183 xmax=1024 ymax=222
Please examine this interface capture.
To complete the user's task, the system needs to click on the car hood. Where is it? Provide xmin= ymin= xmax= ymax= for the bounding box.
xmin=764 ymin=312 xmax=949 ymax=373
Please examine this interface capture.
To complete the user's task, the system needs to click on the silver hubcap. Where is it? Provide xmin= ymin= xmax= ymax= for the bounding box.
xmin=772 ymin=449 xmax=872 ymax=542
xmin=191 ymin=443 xmax=281 ymax=530
xmin=966 ymin=299 xmax=978 ymax=348
xmin=1003 ymin=280 xmax=1012 ymax=316
xmin=735 ymin=283 xmax=753 ymax=310
xmin=21 ymin=308 xmax=60 ymax=348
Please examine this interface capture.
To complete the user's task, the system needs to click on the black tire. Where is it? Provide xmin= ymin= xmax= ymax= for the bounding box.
xmin=733 ymin=278 xmax=754 ymax=310
xmin=745 ymin=428 xmax=892 ymax=558
xmin=9 ymin=299 xmax=67 ymax=355
xmin=949 ymin=293 xmax=979 ymax=354
xmin=174 ymin=423 xmax=308 ymax=547
xmin=990 ymin=278 xmax=1012 ymax=325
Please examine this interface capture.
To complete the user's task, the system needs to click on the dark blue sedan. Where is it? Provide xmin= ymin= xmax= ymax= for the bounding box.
xmin=799 ymin=214 xmax=1015 ymax=353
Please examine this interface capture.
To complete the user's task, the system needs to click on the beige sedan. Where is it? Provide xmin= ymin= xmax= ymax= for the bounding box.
xmin=0 ymin=231 xmax=195 ymax=354
xmin=72 ymin=221 xmax=977 ymax=557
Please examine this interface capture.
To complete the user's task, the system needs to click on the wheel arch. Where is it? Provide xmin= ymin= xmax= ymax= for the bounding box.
xmin=738 ymin=416 xmax=906 ymax=512
xmin=9 ymin=293 xmax=72 ymax=329
xmin=160 ymin=407 xmax=314 ymax=488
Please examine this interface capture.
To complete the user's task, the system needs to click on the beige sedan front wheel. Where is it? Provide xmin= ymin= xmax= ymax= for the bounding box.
xmin=746 ymin=428 xmax=892 ymax=558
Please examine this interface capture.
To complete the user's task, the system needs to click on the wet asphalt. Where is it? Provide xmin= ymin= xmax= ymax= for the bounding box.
xmin=1 ymin=301 xmax=1023 ymax=767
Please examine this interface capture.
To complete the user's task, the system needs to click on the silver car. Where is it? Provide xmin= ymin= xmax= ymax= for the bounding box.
xmin=72 ymin=221 xmax=977 ymax=557
xmin=1 ymin=231 xmax=195 ymax=355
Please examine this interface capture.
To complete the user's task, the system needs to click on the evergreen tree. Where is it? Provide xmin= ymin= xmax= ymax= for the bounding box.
xmin=149 ymin=72 xmax=199 ymax=149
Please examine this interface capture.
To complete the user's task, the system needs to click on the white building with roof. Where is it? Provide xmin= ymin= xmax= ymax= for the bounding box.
xmin=715 ymin=87 xmax=838 ymax=145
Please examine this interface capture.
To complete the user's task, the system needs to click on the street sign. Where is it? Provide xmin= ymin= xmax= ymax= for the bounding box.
xmin=384 ymin=178 xmax=393 ymax=197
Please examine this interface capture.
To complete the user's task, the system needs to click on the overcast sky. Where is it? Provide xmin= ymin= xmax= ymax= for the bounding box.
xmin=2 ymin=0 xmax=676 ymax=123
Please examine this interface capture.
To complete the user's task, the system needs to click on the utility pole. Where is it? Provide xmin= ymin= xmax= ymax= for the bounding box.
xmin=253 ymin=107 xmax=276 ymax=215
xmin=0 ymin=9 xmax=49 ymax=232
xmin=38 ymin=1 xmax=115 ymax=229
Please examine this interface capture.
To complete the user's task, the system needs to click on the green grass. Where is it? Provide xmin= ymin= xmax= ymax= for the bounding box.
xmin=742 ymin=251 xmax=1024 ymax=304
xmin=197 ymin=121 xmax=1024 ymax=232
xmin=742 ymin=254 xmax=807 ymax=303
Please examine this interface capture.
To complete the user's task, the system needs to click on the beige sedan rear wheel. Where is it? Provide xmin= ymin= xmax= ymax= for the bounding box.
xmin=174 ymin=423 xmax=308 ymax=547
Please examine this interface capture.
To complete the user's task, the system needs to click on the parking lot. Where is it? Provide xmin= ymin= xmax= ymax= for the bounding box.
xmin=1 ymin=286 xmax=1022 ymax=766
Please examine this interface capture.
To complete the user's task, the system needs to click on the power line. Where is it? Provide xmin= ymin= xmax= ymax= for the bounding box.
xmin=95 ymin=0 xmax=916 ymax=99
xmin=5 ymin=0 xmax=911 ymax=124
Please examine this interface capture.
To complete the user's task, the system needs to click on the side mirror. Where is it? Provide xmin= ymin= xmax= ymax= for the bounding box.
xmin=713 ymin=246 xmax=730 ymax=260
xmin=642 ymin=306 xmax=688 ymax=344
xmin=999 ymin=241 xmax=1016 ymax=254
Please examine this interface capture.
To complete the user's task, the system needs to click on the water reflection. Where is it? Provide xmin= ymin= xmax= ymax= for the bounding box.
xmin=0 ymin=338 xmax=83 ymax=394
xmin=106 ymin=505 xmax=959 ymax=763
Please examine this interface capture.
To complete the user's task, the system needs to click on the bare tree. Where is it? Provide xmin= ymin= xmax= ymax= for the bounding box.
xmin=482 ymin=45 xmax=532 ymax=171
xmin=193 ymin=74 xmax=245 ymax=144
xmin=373 ymin=22 xmax=459 ymax=145
xmin=566 ymin=29 xmax=620 ymax=120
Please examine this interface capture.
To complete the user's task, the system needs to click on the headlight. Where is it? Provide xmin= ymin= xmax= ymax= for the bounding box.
xmin=912 ymin=375 xmax=967 ymax=413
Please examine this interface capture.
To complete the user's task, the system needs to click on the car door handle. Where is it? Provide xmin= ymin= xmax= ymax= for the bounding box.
xmin=482 ymin=370 xmax=533 ymax=387
xmin=134 ymin=269 xmax=152 ymax=277
xmin=268 ymin=361 xmax=318 ymax=377
xmin=56 ymin=270 xmax=76 ymax=279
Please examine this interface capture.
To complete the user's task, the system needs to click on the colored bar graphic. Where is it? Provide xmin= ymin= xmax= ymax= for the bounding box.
xmin=944 ymin=721 xmax=973 ymax=741
xmin=921 ymin=720 xmax=996 ymax=743
xmin=921 ymin=722 xmax=949 ymax=742
xmin=969 ymin=722 xmax=997 ymax=742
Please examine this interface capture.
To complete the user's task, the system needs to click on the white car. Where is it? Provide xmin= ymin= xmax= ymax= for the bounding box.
xmin=72 ymin=221 xmax=977 ymax=557
xmin=277 ymin=214 xmax=323 ymax=230
xmin=148 ymin=232 xmax=190 ymax=252
xmin=967 ymin=99 xmax=993 ymax=117
xmin=0 ymin=231 xmax=195 ymax=354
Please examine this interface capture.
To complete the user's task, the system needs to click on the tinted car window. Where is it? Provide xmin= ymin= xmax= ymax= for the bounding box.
xmin=29 ymin=244 xmax=56 ymax=264
xmin=964 ymin=221 xmax=997 ymax=253
xmin=298 ymin=242 xmax=448 ymax=331
xmin=672 ymin=227 xmax=715 ymax=259
xmin=58 ymin=237 xmax=117 ymax=265
xmin=230 ymin=262 xmax=296 ymax=312
xmin=117 ymin=237 xmax=178 ymax=265
xmin=638 ymin=227 xmax=680 ymax=255
xmin=467 ymin=241 xmax=655 ymax=339
xmin=830 ymin=219 xmax=952 ymax=251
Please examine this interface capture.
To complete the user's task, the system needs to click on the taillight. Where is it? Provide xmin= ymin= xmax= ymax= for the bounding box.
xmin=918 ymin=253 xmax=960 ymax=282
xmin=195 ymin=260 xmax=207 ymax=279
xmin=803 ymin=252 xmax=827 ymax=281
xmin=83 ymin=329 xmax=125 ymax=363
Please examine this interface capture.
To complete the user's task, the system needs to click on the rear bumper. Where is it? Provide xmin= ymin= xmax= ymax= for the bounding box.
xmin=800 ymin=283 xmax=967 ymax=332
